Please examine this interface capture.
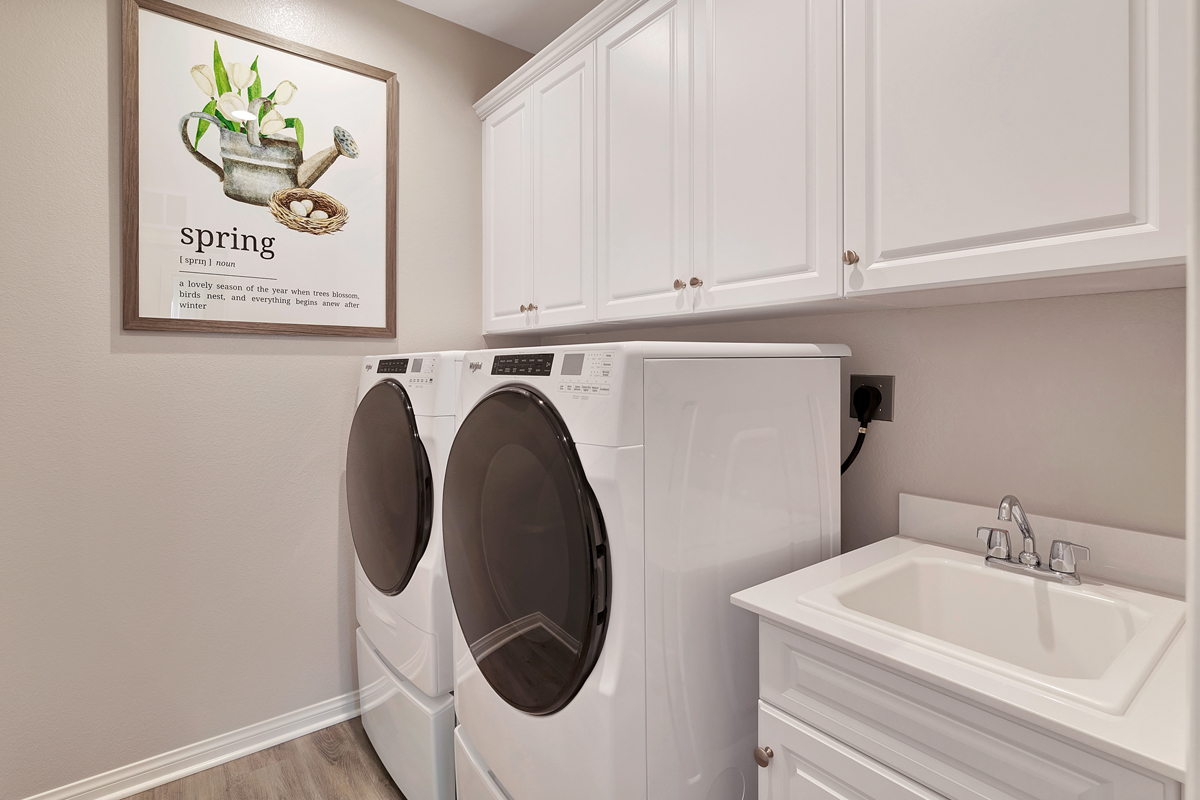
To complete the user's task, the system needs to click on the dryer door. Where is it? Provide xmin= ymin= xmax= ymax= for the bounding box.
xmin=346 ymin=379 xmax=434 ymax=596
xmin=443 ymin=386 xmax=609 ymax=716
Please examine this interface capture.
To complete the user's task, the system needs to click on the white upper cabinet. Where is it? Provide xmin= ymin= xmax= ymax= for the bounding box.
xmin=596 ymin=0 xmax=694 ymax=322
xmin=483 ymin=91 xmax=533 ymax=332
xmin=476 ymin=0 xmax=1186 ymax=333
xmin=532 ymin=47 xmax=596 ymax=328
xmin=842 ymin=0 xmax=1186 ymax=298
xmin=692 ymin=0 xmax=842 ymax=313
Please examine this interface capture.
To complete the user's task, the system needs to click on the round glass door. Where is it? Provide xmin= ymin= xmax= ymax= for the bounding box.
xmin=442 ymin=386 xmax=609 ymax=716
xmin=346 ymin=379 xmax=433 ymax=596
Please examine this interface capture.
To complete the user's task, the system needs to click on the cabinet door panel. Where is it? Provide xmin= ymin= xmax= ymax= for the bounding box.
xmin=596 ymin=0 xmax=693 ymax=321
xmin=483 ymin=92 xmax=533 ymax=332
xmin=693 ymin=0 xmax=841 ymax=311
xmin=532 ymin=47 xmax=596 ymax=327
xmin=843 ymin=0 xmax=1185 ymax=296
xmin=759 ymin=702 xmax=946 ymax=800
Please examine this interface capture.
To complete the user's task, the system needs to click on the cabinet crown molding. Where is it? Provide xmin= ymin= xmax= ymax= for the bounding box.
xmin=474 ymin=0 xmax=645 ymax=119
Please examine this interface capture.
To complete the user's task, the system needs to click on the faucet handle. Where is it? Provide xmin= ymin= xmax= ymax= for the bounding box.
xmin=977 ymin=527 xmax=1011 ymax=560
xmin=1049 ymin=541 xmax=1090 ymax=576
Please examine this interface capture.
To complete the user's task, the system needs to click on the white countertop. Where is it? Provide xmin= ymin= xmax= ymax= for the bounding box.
xmin=731 ymin=536 xmax=1188 ymax=782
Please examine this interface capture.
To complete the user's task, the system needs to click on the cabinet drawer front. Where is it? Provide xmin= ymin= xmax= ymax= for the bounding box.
xmin=760 ymin=701 xmax=945 ymax=800
xmin=760 ymin=622 xmax=1179 ymax=800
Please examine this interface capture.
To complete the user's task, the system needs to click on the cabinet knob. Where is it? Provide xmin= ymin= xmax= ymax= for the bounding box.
xmin=689 ymin=276 xmax=703 ymax=288
xmin=843 ymin=250 xmax=860 ymax=266
xmin=520 ymin=304 xmax=528 ymax=313
xmin=673 ymin=279 xmax=686 ymax=290
xmin=754 ymin=746 xmax=774 ymax=768
xmin=528 ymin=303 xmax=538 ymax=311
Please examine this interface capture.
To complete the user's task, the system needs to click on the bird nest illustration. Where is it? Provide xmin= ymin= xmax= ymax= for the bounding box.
xmin=269 ymin=188 xmax=348 ymax=234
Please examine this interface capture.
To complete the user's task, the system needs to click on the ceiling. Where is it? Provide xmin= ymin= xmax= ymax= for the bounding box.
xmin=401 ymin=0 xmax=603 ymax=53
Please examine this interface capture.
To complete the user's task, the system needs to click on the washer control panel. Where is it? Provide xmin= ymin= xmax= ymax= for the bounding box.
xmin=557 ymin=351 xmax=614 ymax=396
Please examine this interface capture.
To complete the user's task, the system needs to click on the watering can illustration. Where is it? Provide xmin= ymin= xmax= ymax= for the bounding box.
xmin=179 ymin=98 xmax=359 ymax=206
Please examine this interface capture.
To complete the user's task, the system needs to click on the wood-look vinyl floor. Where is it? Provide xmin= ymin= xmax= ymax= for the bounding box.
xmin=127 ymin=719 xmax=406 ymax=800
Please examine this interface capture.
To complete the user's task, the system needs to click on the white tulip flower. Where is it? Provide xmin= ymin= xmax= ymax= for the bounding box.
xmin=272 ymin=80 xmax=298 ymax=105
xmin=216 ymin=92 xmax=248 ymax=121
xmin=259 ymin=108 xmax=287 ymax=136
xmin=191 ymin=64 xmax=217 ymax=98
xmin=228 ymin=62 xmax=257 ymax=92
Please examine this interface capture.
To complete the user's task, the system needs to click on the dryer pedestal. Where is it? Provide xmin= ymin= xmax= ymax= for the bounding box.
xmin=356 ymin=628 xmax=455 ymax=800
xmin=454 ymin=726 xmax=509 ymax=800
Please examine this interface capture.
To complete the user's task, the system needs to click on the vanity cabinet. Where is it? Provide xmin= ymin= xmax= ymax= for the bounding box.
xmin=476 ymin=0 xmax=1186 ymax=333
xmin=759 ymin=702 xmax=942 ymax=800
xmin=755 ymin=620 xmax=1181 ymax=800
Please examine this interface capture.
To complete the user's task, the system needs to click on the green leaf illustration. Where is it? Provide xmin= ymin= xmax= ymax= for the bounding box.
xmin=285 ymin=118 xmax=304 ymax=151
xmin=247 ymin=56 xmax=261 ymax=102
xmin=195 ymin=99 xmax=217 ymax=146
xmin=212 ymin=40 xmax=232 ymax=96
xmin=214 ymin=107 xmax=239 ymax=133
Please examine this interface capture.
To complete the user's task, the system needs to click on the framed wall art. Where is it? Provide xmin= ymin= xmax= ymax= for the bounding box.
xmin=122 ymin=0 xmax=397 ymax=336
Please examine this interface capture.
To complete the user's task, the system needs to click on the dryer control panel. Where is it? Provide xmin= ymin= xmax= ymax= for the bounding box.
xmin=406 ymin=356 xmax=436 ymax=386
xmin=377 ymin=358 xmax=409 ymax=374
xmin=558 ymin=351 xmax=614 ymax=397
xmin=492 ymin=353 xmax=554 ymax=376
xmin=374 ymin=356 xmax=436 ymax=386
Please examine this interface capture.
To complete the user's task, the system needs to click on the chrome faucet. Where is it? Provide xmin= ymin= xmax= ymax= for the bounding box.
xmin=976 ymin=495 xmax=1090 ymax=586
xmin=998 ymin=495 xmax=1038 ymax=566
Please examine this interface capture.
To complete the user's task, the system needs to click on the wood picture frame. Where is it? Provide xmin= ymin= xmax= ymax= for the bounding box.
xmin=122 ymin=0 xmax=398 ymax=336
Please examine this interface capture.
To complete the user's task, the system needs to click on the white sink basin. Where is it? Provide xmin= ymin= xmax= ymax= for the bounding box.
xmin=796 ymin=544 xmax=1184 ymax=714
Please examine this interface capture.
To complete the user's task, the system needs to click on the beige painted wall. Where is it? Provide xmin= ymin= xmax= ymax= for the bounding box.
xmin=0 ymin=1 xmax=527 ymax=797
xmin=0 ymin=0 xmax=1186 ymax=796
xmin=547 ymin=289 xmax=1186 ymax=552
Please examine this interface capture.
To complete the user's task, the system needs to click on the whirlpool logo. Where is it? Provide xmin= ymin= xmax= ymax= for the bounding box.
xmin=469 ymin=361 xmax=483 ymax=372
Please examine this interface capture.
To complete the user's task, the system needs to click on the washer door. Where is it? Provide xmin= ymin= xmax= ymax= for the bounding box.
xmin=346 ymin=380 xmax=434 ymax=596
xmin=443 ymin=386 xmax=609 ymax=716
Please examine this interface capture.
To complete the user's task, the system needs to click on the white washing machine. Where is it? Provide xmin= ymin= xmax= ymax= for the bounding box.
xmin=442 ymin=342 xmax=848 ymax=800
xmin=346 ymin=352 xmax=463 ymax=800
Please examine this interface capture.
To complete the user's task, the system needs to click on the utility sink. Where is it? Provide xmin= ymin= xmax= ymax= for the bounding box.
xmin=796 ymin=544 xmax=1185 ymax=714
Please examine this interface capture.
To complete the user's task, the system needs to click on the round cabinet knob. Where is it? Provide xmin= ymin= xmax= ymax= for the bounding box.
xmin=528 ymin=303 xmax=538 ymax=311
xmin=689 ymin=276 xmax=703 ymax=288
xmin=842 ymin=250 xmax=860 ymax=266
xmin=673 ymin=279 xmax=686 ymax=290
xmin=520 ymin=304 xmax=528 ymax=313
xmin=754 ymin=746 xmax=774 ymax=768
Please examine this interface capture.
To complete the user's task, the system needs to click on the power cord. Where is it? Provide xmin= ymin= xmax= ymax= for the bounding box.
xmin=841 ymin=385 xmax=883 ymax=474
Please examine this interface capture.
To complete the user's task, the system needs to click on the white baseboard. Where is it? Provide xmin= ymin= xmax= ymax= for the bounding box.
xmin=22 ymin=687 xmax=375 ymax=800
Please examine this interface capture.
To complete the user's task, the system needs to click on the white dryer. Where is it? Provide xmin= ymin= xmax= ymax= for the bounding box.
xmin=347 ymin=352 xmax=463 ymax=800
xmin=442 ymin=342 xmax=848 ymax=800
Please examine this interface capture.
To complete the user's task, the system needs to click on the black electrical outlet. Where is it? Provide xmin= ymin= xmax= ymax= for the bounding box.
xmin=849 ymin=375 xmax=895 ymax=422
